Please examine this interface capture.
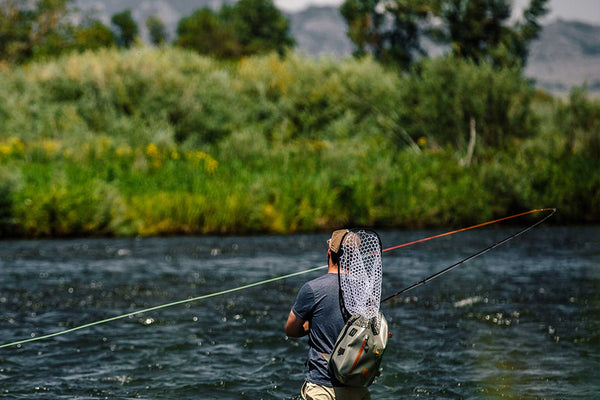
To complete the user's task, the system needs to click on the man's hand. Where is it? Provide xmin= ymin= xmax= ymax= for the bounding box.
xmin=285 ymin=310 xmax=309 ymax=337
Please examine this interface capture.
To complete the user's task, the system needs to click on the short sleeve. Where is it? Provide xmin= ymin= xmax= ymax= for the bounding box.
xmin=292 ymin=282 xmax=314 ymax=321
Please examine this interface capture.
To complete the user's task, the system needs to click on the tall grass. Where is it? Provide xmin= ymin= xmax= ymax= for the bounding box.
xmin=0 ymin=47 xmax=598 ymax=237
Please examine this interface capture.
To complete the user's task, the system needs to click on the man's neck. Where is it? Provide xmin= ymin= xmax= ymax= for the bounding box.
xmin=327 ymin=262 xmax=338 ymax=274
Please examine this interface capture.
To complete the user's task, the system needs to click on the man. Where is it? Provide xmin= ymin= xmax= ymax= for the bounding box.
xmin=285 ymin=229 xmax=370 ymax=400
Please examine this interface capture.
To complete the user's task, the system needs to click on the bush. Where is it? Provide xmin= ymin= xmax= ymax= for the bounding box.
xmin=399 ymin=56 xmax=538 ymax=154
xmin=0 ymin=48 xmax=598 ymax=236
xmin=0 ymin=167 xmax=20 ymax=236
xmin=554 ymin=86 xmax=600 ymax=158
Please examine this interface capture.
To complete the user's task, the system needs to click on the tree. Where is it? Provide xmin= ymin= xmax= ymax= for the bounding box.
xmin=340 ymin=0 xmax=436 ymax=69
xmin=175 ymin=8 xmax=242 ymax=58
xmin=146 ymin=15 xmax=167 ymax=46
xmin=340 ymin=0 xmax=548 ymax=69
xmin=175 ymin=0 xmax=294 ymax=59
xmin=221 ymin=0 xmax=295 ymax=56
xmin=0 ymin=0 xmax=72 ymax=63
xmin=0 ymin=0 xmax=34 ymax=63
xmin=111 ymin=10 xmax=138 ymax=48
xmin=73 ymin=19 xmax=115 ymax=51
xmin=29 ymin=0 xmax=73 ymax=59
xmin=431 ymin=0 xmax=549 ymax=67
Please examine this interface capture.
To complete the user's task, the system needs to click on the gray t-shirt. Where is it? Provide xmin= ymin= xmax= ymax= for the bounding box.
xmin=292 ymin=272 xmax=346 ymax=387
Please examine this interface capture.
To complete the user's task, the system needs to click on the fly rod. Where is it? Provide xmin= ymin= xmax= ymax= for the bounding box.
xmin=381 ymin=207 xmax=556 ymax=303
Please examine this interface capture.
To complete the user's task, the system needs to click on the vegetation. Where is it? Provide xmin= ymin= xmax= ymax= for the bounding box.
xmin=146 ymin=15 xmax=168 ymax=46
xmin=0 ymin=0 xmax=293 ymax=64
xmin=0 ymin=0 xmax=597 ymax=237
xmin=175 ymin=0 xmax=294 ymax=58
xmin=0 ymin=0 xmax=116 ymax=63
xmin=111 ymin=10 xmax=138 ymax=48
xmin=0 ymin=48 xmax=598 ymax=238
xmin=340 ymin=0 xmax=549 ymax=69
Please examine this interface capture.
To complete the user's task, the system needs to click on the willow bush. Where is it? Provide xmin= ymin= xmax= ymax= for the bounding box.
xmin=398 ymin=56 xmax=538 ymax=153
xmin=0 ymin=47 xmax=597 ymax=237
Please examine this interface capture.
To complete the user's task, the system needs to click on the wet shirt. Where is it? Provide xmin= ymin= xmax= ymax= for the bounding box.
xmin=292 ymin=273 xmax=346 ymax=387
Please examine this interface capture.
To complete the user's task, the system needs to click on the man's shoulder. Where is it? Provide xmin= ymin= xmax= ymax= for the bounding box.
xmin=306 ymin=273 xmax=337 ymax=292
xmin=309 ymin=273 xmax=337 ymax=284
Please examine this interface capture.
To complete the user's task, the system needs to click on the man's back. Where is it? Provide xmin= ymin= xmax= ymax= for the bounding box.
xmin=292 ymin=273 xmax=345 ymax=386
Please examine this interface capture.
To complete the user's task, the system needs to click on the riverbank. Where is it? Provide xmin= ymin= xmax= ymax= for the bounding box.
xmin=1 ymin=48 xmax=599 ymax=237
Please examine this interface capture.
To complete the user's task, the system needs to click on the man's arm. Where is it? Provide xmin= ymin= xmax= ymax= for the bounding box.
xmin=285 ymin=310 xmax=309 ymax=337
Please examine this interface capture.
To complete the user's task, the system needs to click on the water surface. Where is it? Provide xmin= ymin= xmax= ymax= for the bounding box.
xmin=1 ymin=227 xmax=598 ymax=399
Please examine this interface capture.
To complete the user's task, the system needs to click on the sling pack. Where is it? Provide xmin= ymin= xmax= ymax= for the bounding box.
xmin=326 ymin=312 xmax=389 ymax=387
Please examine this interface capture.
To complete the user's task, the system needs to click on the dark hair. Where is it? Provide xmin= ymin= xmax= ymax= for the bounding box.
xmin=330 ymin=249 xmax=342 ymax=265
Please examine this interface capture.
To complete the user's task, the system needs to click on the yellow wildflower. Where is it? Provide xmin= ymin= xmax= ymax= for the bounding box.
xmin=115 ymin=144 xmax=132 ymax=157
xmin=185 ymin=150 xmax=218 ymax=173
xmin=145 ymin=143 xmax=163 ymax=168
xmin=145 ymin=143 xmax=159 ymax=158
xmin=41 ymin=139 xmax=61 ymax=155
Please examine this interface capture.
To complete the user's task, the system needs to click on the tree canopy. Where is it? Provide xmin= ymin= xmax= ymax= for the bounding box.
xmin=146 ymin=15 xmax=168 ymax=46
xmin=111 ymin=10 xmax=138 ymax=48
xmin=0 ymin=0 xmax=72 ymax=63
xmin=341 ymin=0 xmax=436 ymax=69
xmin=0 ymin=0 xmax=115 ymax=63
xmin=175 ymin=0 xmax=294 ymax=59
xmin=340 ymin=0 xmax=549 ymax=69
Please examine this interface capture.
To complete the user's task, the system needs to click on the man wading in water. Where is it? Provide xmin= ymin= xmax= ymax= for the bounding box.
xmin=285 ymin=230 xmax=370 ymax=400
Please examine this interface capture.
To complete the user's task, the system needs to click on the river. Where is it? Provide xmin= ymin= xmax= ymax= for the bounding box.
xmin=1 ymin=226 xmax=598 ymax=399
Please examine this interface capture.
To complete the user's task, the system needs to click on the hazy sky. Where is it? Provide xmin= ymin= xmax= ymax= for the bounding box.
xmin=275 ymin=0 xmax=600 ymax=25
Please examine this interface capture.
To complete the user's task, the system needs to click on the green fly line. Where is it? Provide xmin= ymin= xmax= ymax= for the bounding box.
xmin=0 ymin=264 xmax=328 ymax=349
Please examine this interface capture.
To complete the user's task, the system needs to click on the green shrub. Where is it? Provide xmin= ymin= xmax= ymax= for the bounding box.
xmin=399 ymin=56 xmax=537 ymax=154
xmin=0 ymin=48 xmax=598 ymax=236
xmin=554 ymin=86 xmax=600 ymax=158
xmin=0 ymin=167 xmax=20 ymax=236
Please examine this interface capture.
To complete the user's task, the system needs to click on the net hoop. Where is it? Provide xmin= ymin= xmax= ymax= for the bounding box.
xmin=338 ymin=229 xmax=383 ymax=319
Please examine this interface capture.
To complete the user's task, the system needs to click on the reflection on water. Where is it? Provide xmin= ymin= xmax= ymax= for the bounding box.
xmin=0 ymin=227 xmax=598 ymax=399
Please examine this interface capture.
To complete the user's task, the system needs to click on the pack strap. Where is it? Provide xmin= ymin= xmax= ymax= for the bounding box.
xmin=318 ymin=351 xmax=331 ymax=362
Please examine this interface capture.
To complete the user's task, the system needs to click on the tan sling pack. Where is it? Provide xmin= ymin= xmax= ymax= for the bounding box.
xmin=322 ymin=312 xmax=389 ymax=387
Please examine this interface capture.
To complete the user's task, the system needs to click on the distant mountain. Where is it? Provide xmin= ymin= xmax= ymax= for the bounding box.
xmin=525 ymin=19 xmax=600 ymax=93
xmin=73 ymin=1 xmax=600 ymax=94
xmin=286 ymin=6 xmax=352 ymax=58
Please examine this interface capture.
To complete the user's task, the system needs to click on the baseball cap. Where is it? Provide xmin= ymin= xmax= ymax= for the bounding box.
xmin=327 ymin=229 xmax=349 ymax=254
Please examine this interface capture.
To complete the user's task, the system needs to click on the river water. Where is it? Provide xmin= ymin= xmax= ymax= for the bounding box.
xmin=0 ymin=226 xmax=598 ymax=399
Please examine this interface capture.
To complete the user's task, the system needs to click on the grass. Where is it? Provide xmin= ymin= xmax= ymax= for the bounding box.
xmin=0 ymin=47 xmax=598 ymax=237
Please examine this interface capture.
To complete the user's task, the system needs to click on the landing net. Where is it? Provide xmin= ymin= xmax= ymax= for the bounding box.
xmin=339 ymin=229 xmax=383 ymax=319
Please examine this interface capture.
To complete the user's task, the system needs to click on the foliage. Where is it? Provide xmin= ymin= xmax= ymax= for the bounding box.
xmin=111 ymin=10 xmax=138 ymax=48
xmin=175 ymin=0 xmax=294 ymax=59
xmin=0 ymin=166 xmax=19 ymax=235
xmin=146 ymin=15 xmax=168 ymax=46
xmin=341 ymin=0 xmax=549 ymax=69
xmin=553 ymin=86 xmax=600 ymax=159
xmin=0 ymin=0 xmax=293 ymax=64
xmin=0 ymin=0 xmax=117 ymax=63
xmin=0 ymin=0 xmax=71 ymax=63
xmin=0 ymin=48 xmax=597 ymax=237
xmin=175 ymin=8 xmax=242 ymax=58
xmin=220 ymin=0 xmax=295 ymax=56
xmin=73 ymin=19 xmax=116 ymax=51
xmin=431 ymin=0 xmax=549 ymax=67
xmin=340 ymin=0 xmax=436 ymax=69
xmin=398 ymin=56 xmax=538 ymax=151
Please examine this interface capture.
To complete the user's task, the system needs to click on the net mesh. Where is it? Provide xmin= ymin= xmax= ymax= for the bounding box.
xmin=338 ymin=229 xmax=383 ymax=319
